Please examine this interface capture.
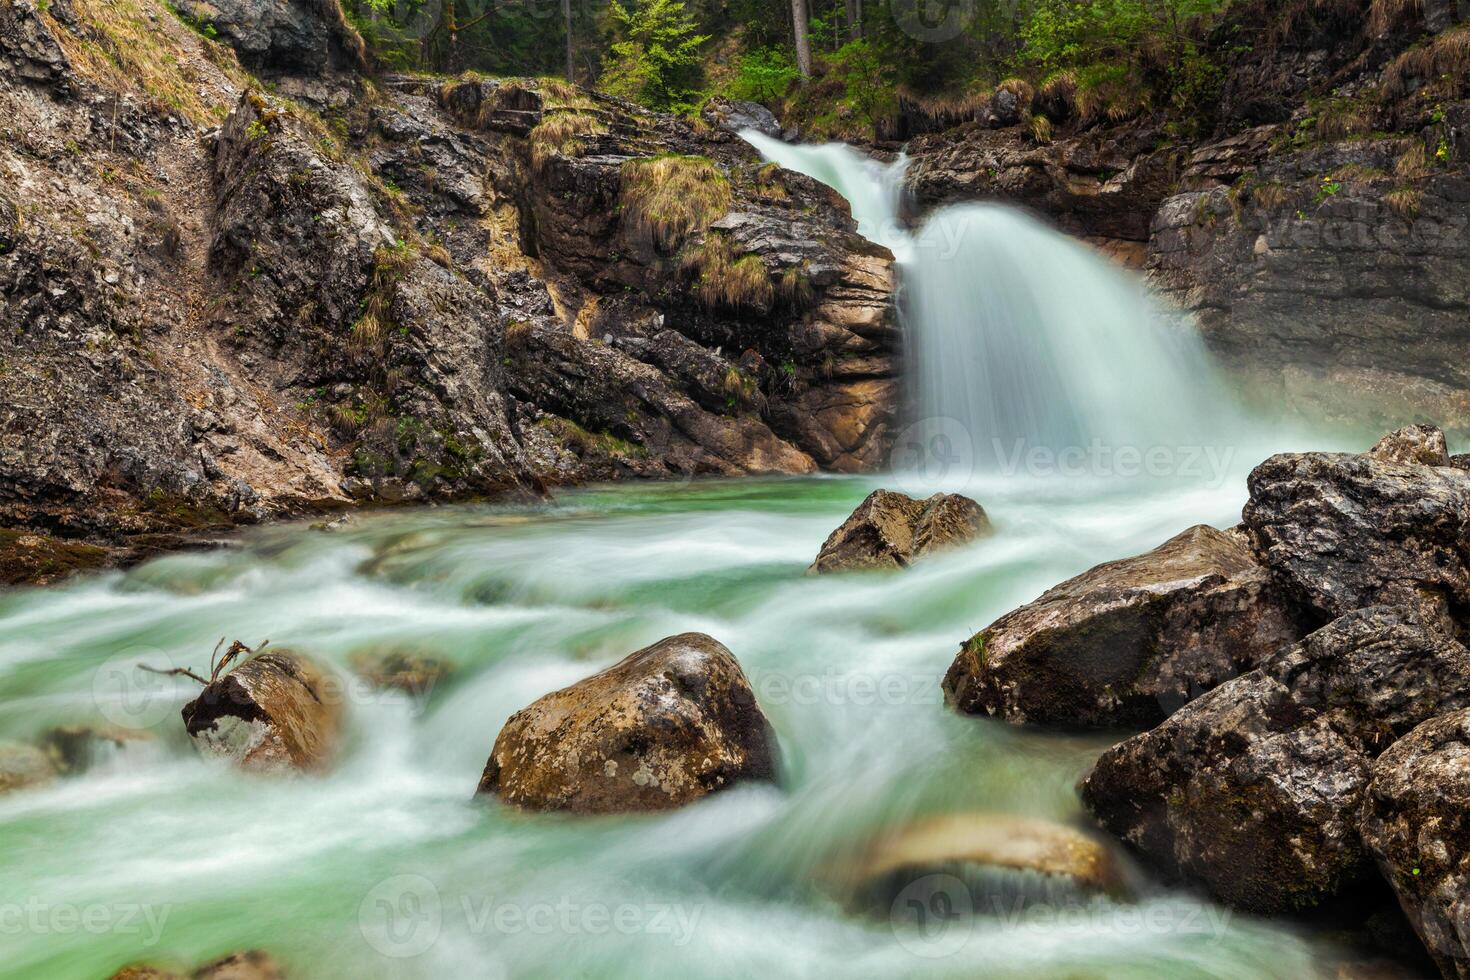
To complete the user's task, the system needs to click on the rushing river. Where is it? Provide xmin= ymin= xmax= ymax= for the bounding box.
xmin=0 ymin=138 xmax=1373 ymax=979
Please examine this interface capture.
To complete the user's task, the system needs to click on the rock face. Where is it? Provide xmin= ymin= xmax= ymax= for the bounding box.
xmin=0 ymin=0 xmax=897 ymax=583
xmin=700 ymin=97 xmax=781 ymax=137
xmin=808 ymin=490 xmax=989 ymax=574
xmin=110 ymin=950 xmax=285 ymax=980
xmin=1082 ymin=606 xmax=1470 ymax=913
xmin=477 ymin=633 xmax=778 ymax=813
xmin=182 ymin=651 xmax=344 ymax=773
xmin=1242 ymin=433 xmax=1470 ymax=625
xmin=843 ymin=813 xmax=1127 ymax=914
xmin=944 ymin=525 xmax=1301 ymax=729
xmin=173 ymin=0 xmax=364 ymax=74
xmin=1362 ymin=708 xmax=1470 ymax=979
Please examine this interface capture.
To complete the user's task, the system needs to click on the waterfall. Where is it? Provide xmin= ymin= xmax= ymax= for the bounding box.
xmin=741 ymin=132 xmax=1240 ymax=477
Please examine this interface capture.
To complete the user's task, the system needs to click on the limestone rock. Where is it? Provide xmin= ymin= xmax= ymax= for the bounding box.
xmin=0 ymin=741 xmax=57 ymax=795
xmin=477 ymin=633 xmax=777 ymax=813
xmin=809 ymin=490 xmax=988 ymax=574
xmin=944 ymin=525 xmax=1301 ymax=728
xmin=1081 ymin=607 xmax=1470 ymax=913
xmin=1362 ymin=708 xmax=1470 ymax=980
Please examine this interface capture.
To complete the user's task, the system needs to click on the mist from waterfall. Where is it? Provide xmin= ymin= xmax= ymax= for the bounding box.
xmin=741 ymin=131 xmax=1242 ymax=478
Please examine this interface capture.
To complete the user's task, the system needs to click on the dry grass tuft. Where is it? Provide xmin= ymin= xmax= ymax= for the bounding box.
xmin=1384 ymin=186 xmax=1424 ymax=218
xmin=995 ymin=77 xmax=1035 ymax=106
xmin=529 ymin=111 xmax=608 ymax=169
xmin=1383 ymin=24 xmax=1470 ymax=98
xmin=351 ymin=241 xmax=415 ymax=353
xmin=620 ymin=155 xmax=732 ymax=252
xmin=1026 ymin=112 xmax=1053 ymax=144
xmin=1252 ymin=181 xmax=1293 ymax=210
xmin=1368 ymin=0 xmax=1421 ymax=35
xmin=1395 ymin=141 xmax=1432 ymax=180
xmin=681 ymin=235 xmax=774 ymax=311
xmin=1315 ymin=99 xmax=1374 ymax=139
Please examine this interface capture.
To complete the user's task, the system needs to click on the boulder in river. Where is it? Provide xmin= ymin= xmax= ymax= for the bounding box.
xmin=182 ymin=650 xmax=345 ymax=774
xmin=1361 ymin=708 xmax=1470 ymax=980
xmin=1243 ymin=426 xmax=1470 ymax=626
xmin=809 ymin=489 xmax=989 ymax=574
xmin=842 ymin=812 xmax=1128 ymax=915
xmin=943 ymin=524 xmax=1301 ymax=729
xmin=1081 ymin=606 xmax=1470 ymax=913
xmin=0 ymin=741 xmax=57 ymax=795
xmin=477 ymin=633 xmax=778 ymax=813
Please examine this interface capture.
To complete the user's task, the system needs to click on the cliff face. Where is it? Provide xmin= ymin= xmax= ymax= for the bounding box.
xmin=902 ymin=0 xmax=1470 ymax=434
xmin=0 ymin=0 xmax=897 ymax=573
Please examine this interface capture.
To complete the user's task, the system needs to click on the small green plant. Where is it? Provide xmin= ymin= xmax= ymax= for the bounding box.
xmin=1313 ymin=176 xmax=1342 ymax=204
xmin=244 ymin=119 xmax=269 ymax=142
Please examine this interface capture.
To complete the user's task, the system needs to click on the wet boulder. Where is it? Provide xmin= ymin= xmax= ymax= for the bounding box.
xmin=842 ymin=813 xmax=1128 ymax=915
xmin=809 ymin=490 xmax=989 ymax=574
xmin=944 ymin=525 xmax=1301 ymax=729
xmin=1081 ymin=607 xmax=1470 ymax=913
xmin=477 ymin=633 xmax=778 ymax=813
xmin=0 ymin=741 xmax=57 ymax=795
xmin=182 ymin=651 xmax=345 ymax=774
xmin=1243 ymin=426 xmax=1470 ymax=626
xmin=1361 ymin=708 xmax=1470 ymax=980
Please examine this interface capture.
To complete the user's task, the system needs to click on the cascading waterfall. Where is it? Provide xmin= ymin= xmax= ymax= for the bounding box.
xmin=741 ymin=132 xmax=1241 ymax=474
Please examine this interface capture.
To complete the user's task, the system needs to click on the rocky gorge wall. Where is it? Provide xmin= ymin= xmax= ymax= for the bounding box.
xmin=0 ymin=0 xmax=898 ymax=579
xmin=901 ymin=0 xmax=1470 ymax=437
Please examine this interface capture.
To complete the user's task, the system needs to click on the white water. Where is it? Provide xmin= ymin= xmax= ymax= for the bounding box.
xmin=0 ymin=139 xmax=1367 ymax=980
xmin=741 ymin=132 xmax=1242 ymax=471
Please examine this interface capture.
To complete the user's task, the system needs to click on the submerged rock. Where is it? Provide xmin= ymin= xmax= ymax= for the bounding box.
xmin=700 ymin=97 xmax=781 ymax=137
xmin=182 ymin=651 xmax=344 ymax=773
xmin=1243 ymin=426 xmax=1470 ymax=626
xmin=1081 ymin=607 xmax=1470 ymax=913
xmin=349 ymin=646 xmax=452 ymax=698
xmin=477 ymin=633 xmax=778 ymax=813
xmin=944 ymin=525 xmax=1300 ymax=729
xmin=1361 ymin=709 xmax=1470 ymax=980
xmin=109 ymin=950 xmax=284 ymax=980
xmin=0 ymin=741 xmax=57 ymax=795
xmin=843 ymin=812 xmax=1127 ymax=915
xmin=809 ymin=490 xmax=989 ymax=574
xmin=40 ymin=725 xmax=153 ymax=775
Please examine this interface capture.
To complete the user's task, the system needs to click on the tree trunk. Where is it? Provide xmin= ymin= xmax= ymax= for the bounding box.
xmin=846 ymin=0 xmax=861 ymax=40
xmin=792 ymin=0 xmax=813 ymax=78
xmin=562 ymin=0 xmax=574 ymax=82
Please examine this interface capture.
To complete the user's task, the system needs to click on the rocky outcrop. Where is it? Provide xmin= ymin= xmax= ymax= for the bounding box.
xmin=905 ymin=122 xmax=1182 ymax=257
xmin=172 ymin=0 xmax=364 ymax=74
xmin=808 ymin=489 xmax=988 ymax=574
xmin=1082 ymin=606 xmax=1470 ymax=913
xmin=40 ymin=724 xmax=153 ymax=774
xmin=840 ymin=813 xmax=1127 ymax=915
xmin=182 ymin=650 xmax=344 ymax=773
xmin=0 ymin=0 xmax=898 ymax=584
xmin=1242 ymin=431 xmax=1470 ymax=626
xmin=477 ymin=633 xmax=778 ymax=813
xmin=944 ymin=525 xmax=1302 ymax=729
xmin=1362 ymin=708 xmax=1470 ymax=979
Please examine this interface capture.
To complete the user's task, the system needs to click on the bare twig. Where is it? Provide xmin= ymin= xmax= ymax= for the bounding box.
xmin=138 ymin=664 xmax=210 ymax=686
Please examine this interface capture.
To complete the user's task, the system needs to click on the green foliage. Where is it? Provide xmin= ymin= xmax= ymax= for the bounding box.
xmin=723 ymin=47 xmax=801 ymax=102
xmin=601 ymin=0 xmax=710 ymax=111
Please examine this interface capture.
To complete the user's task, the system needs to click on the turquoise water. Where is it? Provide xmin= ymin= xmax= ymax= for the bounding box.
xmin=0 ymin=466 xmax=1356 ymax=978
